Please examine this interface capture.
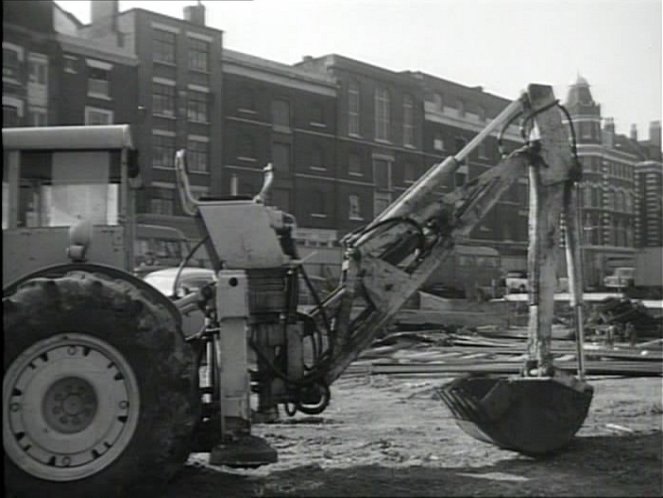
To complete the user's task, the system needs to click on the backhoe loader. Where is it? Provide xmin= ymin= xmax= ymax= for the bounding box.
xmin=3 ymin=84 xmax=592 ymax=497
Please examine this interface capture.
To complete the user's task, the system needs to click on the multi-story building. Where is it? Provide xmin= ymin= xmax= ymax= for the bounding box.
xmin=80 ymin=1 xmax=224 ymax=240
xmin=633 ymin=120 xmax=662 ymax=248
xmin=3 ymin=0 xmax=139 ymax=232
xmin=411 ymin=71 xmax=528 ymax=270
xmin=6 ymin=2 xmax=660 ymax=281
xmin=564 ymin=76 xmax=662 ymax=286
xmin=220 ymin=49 xmax=339 ymax=274
xmin=3 ymin=1 xmax=138 ymax=129
xmin=296 ymin=54 xmax=426 ymax=234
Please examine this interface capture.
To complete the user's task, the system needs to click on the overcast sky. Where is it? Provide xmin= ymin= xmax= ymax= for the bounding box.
xmin=55 ymin=0 xmax=662 ymax=140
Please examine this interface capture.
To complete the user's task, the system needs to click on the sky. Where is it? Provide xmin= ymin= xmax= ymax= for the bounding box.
xmin=55 ymin=0 xmax=662 ymax=140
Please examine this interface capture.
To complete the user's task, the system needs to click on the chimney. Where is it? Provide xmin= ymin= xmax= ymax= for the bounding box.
xmin=184 ymin=1 xmax=206 ymax=26
xmin=630 ymin=124 xmax=638 ymax=142
xmin=91 ymin=0 xmax=118 ymax=30
xmin=649 ymin=120 xmax=661 ymax=148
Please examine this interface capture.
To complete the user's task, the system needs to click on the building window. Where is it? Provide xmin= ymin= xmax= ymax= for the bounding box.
xmin=477 ymin=106 xmax=486 ymax=121
xmin=403 ymin=94 xmax=414 ymax=147
xmin=374 ymin=87 xmax=390 ymax=141
xmin=28 ymin=56 xmax=47 ymax=85
xmin=272 ymin=99 xmax=290 ymax=129
xmin=238 ymin=134 xmax=255 ymax=160
xmin=457 ymin=99 xmax=465 ymax=116
xmin=311 ymin=189 xmax=326 ymax=218
xmin=349 ymin=194 xmax=362 ymax=220
xmin=239 ymin=89 xmax=255 ymax=112
xmin=85 ymin=106 xmax=113 ymax=125
xmin=310 ymin=146 xmax=325 ymax=171
xmin=88 ymin=67 xmax=110 ymax=97
xmin=373 ymin=158 xmax=391 ymax=190
xmin=153 ymin=134 xmax=176 ymax=168
xmin=29 ymin=107 xmax=47 ymax=126
xmin=348 ymin=80 xmax=360 ymax=136
xmin=64 ymin=55 xmax=78 ymax=74
xmin=310 ymin=102 xmax=325 ymax=125
xmin=187 ymin=90 xmax=208 ymax=122
xmin=188 ymin=38 xmax=209 ymax=72
xmin=150 ymin=188 xmax=174 ymax=215
xmin=187 ymin=139 xmax=208 ymax=173
xmin=404 ymin=162 xmax=417 ymax=184
xmin=433 ymin=93 xmax=443 ymax=111
xmin=152 ymin=82 xmax=175 ymax=117
xmin=348 ymin=153 xmax=362 ymax=176
xmin=433 ymin=133 xmax=445 ymax=152
xmin=3 ymin=104 xmax=21 ymax=126
xmin=272 ymin=142 xmax=291 ymax=172
xmin=3 ymin=44 xmax=22 ymax=81
xmin=591 ymin=187 xmax=601 ymax=207
xmin=154 ymin=29 xmax=176 ymax=64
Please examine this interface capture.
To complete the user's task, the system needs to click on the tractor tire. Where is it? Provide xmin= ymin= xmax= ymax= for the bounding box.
xmin=3 ymin=271 xmax=200 ymax=498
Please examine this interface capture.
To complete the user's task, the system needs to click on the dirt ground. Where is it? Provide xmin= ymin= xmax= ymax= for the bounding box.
xmin=162 ymin=375 xmax=662 ymax=497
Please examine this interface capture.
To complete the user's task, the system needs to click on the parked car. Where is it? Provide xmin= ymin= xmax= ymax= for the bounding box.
xmin=604 ymin=267 xmax=635 ymax=290
xmin=505 ymin=270 xmax=528 ymax=293
xmin=143 ymin=267 xmax=216 ymax=298
xmin=143 ymin=267 xmax=330 ymax=304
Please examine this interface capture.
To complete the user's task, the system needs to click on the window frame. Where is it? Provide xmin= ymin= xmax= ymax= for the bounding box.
xmin=87 ymin=67 xmax=110 ymax=98
xmin=348 ymin=80 xmax=360 ymax=136
xmin=84 ymin=106 xmax=114 ymax=125
xmin=152 ymin=82 xmax=176 ymax=117
xmin=349 ymin=194 xmax=363 ymax=221
xmin=187 ymin=90 xmax=208 ymax=123
xmin=403 ymin=94 xmax=415 ymax=147
xmin=271 ymin=99 xmax=291 ymax=130
xmin=152 ymin=134 xmax=176 ymax=169
xmin=187 ymin=138 xmax=209 ymax=173
xmin=188 ymin=37 xmax=209 ymax=73
xmin=374 ymin=87 xmax=390 ymax=141
xmin=153 ymin=29 xmax=177 ymax=65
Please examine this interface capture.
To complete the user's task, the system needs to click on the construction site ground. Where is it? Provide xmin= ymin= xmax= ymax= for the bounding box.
xmin=163 ymin=374 xmax=662 ymax=497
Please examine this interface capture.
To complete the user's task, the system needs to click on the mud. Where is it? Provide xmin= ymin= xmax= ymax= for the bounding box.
xmin=163 ymin=376 xmax=662 ymax=497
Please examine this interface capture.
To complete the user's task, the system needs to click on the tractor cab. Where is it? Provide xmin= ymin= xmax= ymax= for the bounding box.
xmin=2 ymin=125 xmax=138 ymax=286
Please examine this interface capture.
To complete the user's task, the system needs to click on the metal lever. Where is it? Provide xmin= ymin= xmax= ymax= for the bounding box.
xmin=174 ymin=149 xmax=199 ymax=216
xmin=253 ymin=163 xmax=274 ymax=204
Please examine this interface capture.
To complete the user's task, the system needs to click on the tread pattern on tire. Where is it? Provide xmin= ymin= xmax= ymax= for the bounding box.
xmin=3 ymin=271 xmax=200 ymax=498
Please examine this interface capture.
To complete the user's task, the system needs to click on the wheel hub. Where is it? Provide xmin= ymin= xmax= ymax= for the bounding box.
xmin=3 ymin=333 xmax=140 ymax=481
xmin=43 ymin=377 xmax=98 ymax=434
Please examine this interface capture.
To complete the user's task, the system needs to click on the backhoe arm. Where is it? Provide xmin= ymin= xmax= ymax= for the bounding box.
xmin=306 ymin=84 xmax=577 ymax=386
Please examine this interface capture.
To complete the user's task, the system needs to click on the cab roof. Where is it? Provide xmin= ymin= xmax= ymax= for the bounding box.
xmin=2 ymin=125 xmax=134 ymax=151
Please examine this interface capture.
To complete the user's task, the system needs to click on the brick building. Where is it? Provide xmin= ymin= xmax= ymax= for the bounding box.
xmin=79 ymin=1 xmax=224 ymax=239
xmin=411 ymin=71 xmax=528 ymax=270
xmin=296 ymin=54 xmax=426 ymax=234
xmin=565 ymin=76 xmax=662 ymax=286
xmin=3 ymin=1 xmax=138 ymax=129
xmin=221 ymin=49 xmax=339 ymax=274
xmin=5 ymin=2 xmax=660 ymax=281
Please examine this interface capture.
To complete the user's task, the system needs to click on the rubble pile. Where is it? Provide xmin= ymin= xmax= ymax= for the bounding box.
xmin=589 ymin=297 xmax=663 ymax=338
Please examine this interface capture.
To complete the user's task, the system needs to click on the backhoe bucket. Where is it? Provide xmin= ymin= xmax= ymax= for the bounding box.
xmin=437 ymin=374 xmax=593 ymax=456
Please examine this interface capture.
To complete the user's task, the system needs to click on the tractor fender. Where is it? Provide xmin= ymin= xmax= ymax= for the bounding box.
xmin=3 ymin=262 xmax=183 ymax=329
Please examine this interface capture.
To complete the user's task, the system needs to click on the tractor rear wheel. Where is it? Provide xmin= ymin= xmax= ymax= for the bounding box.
xmin=3 ymin=271 xmax=200 ymax=497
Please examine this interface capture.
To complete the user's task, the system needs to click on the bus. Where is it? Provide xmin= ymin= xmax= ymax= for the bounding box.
xmin=423 ymin=244 xmax=503 ymax=300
